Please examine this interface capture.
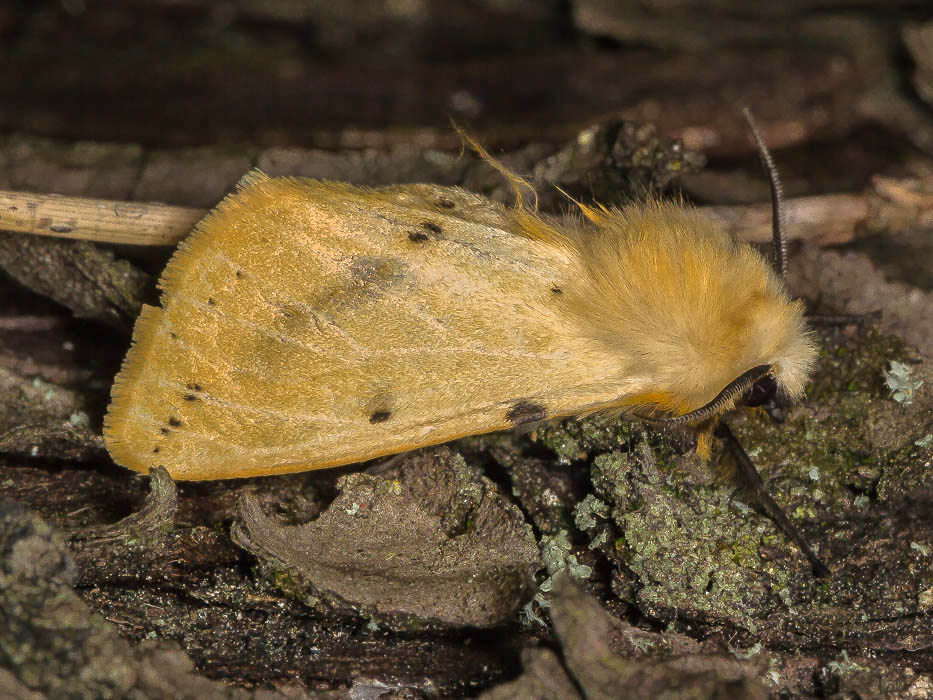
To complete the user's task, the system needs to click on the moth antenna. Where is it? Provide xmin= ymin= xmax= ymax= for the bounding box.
xmin=635 ymin=364 xmax=773 ymax=426
xmin=450 ymin=120 xmax=539 ymax=211
xmin=743 ymin=108 xmax=788 ymax=281
xmin=714 ymin=422 xmax=830 ymax=577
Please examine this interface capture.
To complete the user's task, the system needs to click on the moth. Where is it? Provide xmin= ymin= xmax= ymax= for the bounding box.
xmin=104 ymin=111 xmax=827 ymax=574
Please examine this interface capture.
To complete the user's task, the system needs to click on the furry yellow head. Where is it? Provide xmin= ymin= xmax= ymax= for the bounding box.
xmin=461 ymin=121 xmax=814 ymax=426
xmin=532 ymin=200 xmax=814 ymax=419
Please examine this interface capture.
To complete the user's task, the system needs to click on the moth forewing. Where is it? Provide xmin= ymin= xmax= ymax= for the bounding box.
xmin=105 ymin=175 xmax=651 ymax=480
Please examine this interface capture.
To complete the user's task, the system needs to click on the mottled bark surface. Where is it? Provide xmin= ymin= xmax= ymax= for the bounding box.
xmin=1 ymin=3 xmax=932 ymax=698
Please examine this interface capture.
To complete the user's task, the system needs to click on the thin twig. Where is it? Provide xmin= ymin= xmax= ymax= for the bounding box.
xmin=0 ymin=189 xmax=203 ymax=246
xmin=0 ymin=183 xmax=908 ymax=248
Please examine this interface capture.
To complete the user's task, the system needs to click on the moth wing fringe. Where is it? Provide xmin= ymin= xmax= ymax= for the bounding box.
xmin=157 ymin=168 xmax=272 ymax=296
xmin=233 ymin=168 xmax=270 ymax=192
xmin=103 ymin=303 xmax=166 ymax=472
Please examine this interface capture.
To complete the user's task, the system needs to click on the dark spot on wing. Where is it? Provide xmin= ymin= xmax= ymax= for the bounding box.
xmin=183 ymin=394 xmax=198 ymax=401
xmin=408 ymin=231 xmax=430 ymax=243
xmin=551 ymin=287 xmax=563 ymax=295
xmin=506 ymin=400 xmax=548 ymax=425
xmin=437 ymin=198 xmax=455 ymax=209
xmin=422 ymin=221 xmax=442 ymax=234
xmin=369 ymin=411 xmax=391 ymax=424
xmin=168 ymin=417 xmax=182 ymax=427
xmin=160 ymin=427 xmax=170 ymax=434
xmin=169 ymin=332 xmax=179 ymax=340
xmin=235 ymin=270 xmax=244 ymax=279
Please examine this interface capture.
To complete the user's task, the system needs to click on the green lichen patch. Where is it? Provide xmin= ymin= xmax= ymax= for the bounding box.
xmin=533 ymin=412 xmax=645 ymax=466
xmin=590 ymin=444 xmax=780 ymax=634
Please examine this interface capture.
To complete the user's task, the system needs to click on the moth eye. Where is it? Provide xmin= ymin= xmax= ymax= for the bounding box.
xmin=743 ymin=375 xmax=777 ymax=407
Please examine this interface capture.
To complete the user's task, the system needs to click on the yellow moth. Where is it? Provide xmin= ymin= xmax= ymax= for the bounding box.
xmin=103 ymin=112 xmax=825 ymax=572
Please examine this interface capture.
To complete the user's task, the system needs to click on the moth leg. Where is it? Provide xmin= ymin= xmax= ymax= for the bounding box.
xmin=714 ymin=421 xmax=830 ymax=577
